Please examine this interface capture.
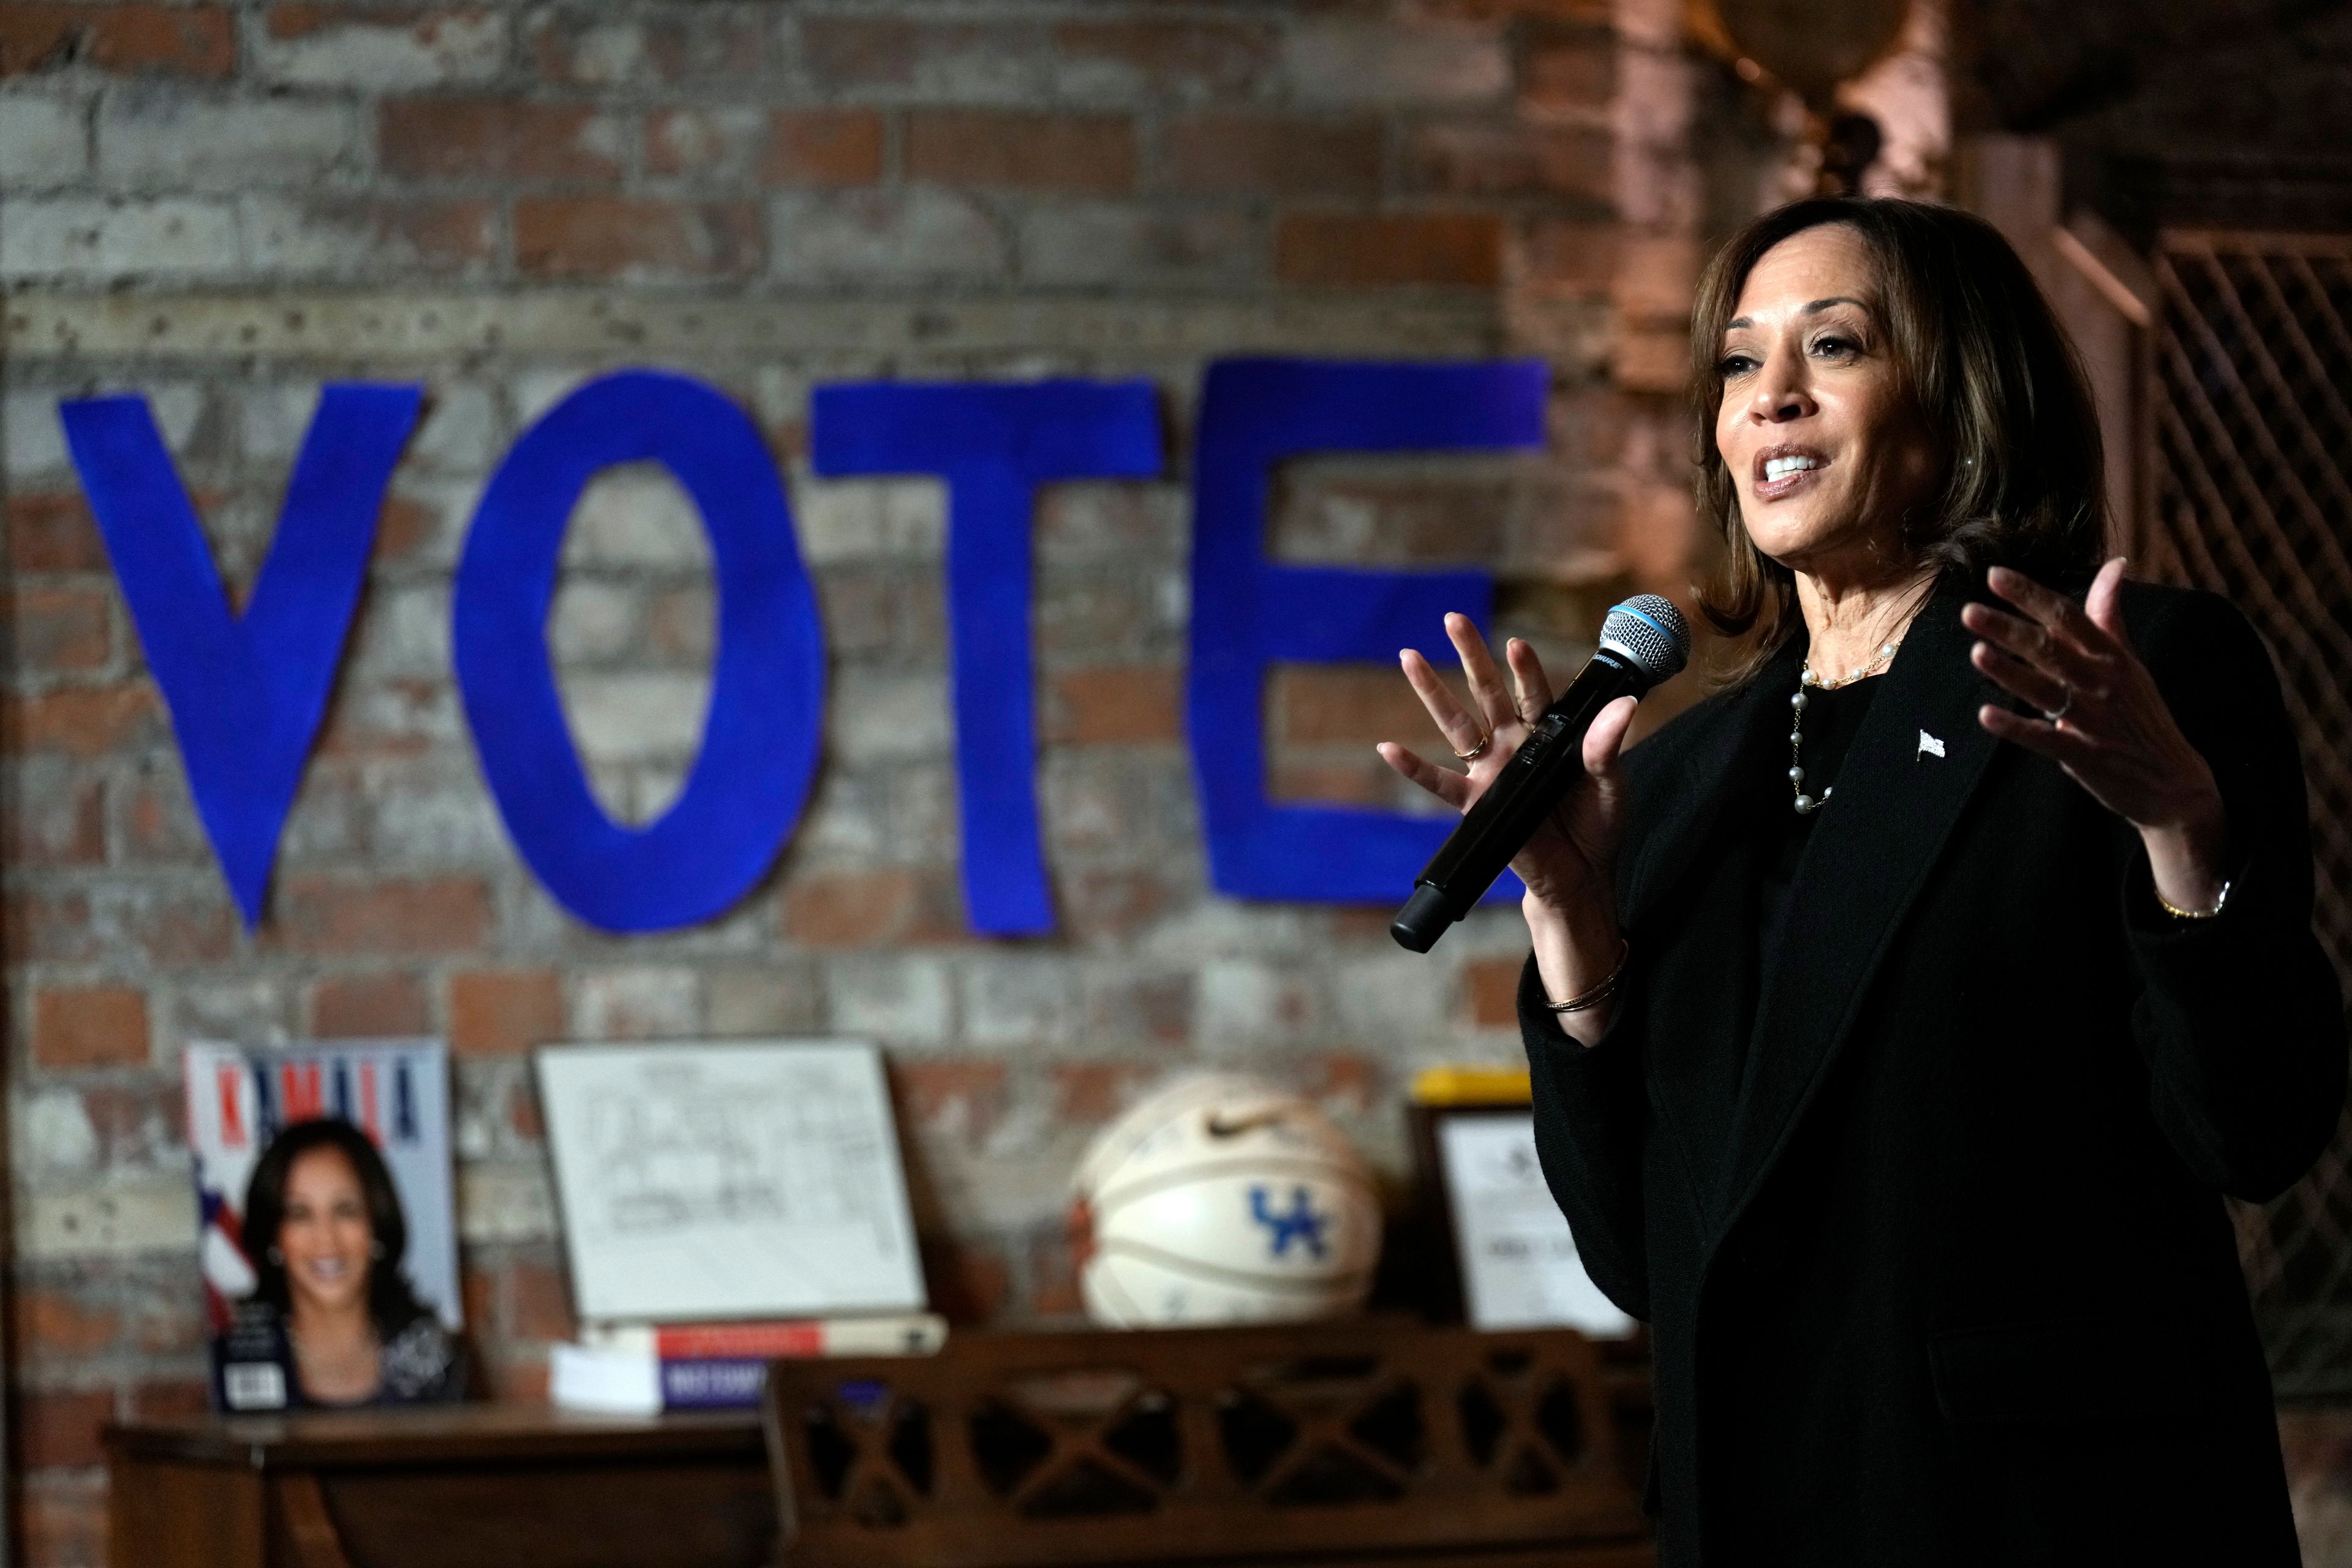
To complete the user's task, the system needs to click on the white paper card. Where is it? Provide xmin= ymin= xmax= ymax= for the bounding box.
xmin=1438 ymin=1112 xmax=1635 ymax=1335
xmin=537 ymin=1040 xmax=926 ymax=1323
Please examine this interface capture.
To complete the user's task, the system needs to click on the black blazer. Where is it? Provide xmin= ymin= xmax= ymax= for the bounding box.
xmin=1522 ymin=578 xmax=2344 ymax=1567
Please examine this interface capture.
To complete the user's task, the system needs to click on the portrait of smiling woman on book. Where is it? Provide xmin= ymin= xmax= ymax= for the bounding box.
xmin=216 ymin=1117 xmax=467 ymax=1411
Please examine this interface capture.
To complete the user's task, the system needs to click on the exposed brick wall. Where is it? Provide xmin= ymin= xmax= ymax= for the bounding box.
xmin=0 ymin=1 xmax=1735 ymax=1561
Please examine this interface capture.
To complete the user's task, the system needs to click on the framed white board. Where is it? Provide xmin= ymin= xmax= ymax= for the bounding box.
xmin=536 ymin=1039 xmax=925 ymax=1324
xmin=1436 ymin=1110 xmax=1635 ymax=1336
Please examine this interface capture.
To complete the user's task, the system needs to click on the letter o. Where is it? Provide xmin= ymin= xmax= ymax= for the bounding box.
xmin=453 ymin=371 xmax=824 ymax=932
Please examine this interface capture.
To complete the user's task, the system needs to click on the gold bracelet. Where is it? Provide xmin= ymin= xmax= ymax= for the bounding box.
xmin=1545 ymin=939 xmax=1630 ymax=1014
xmin=2157 ymin=879 xmax=2231 ymax=919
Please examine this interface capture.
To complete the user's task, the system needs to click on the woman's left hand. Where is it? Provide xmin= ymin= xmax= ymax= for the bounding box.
xmin=1962 ymin=557 xmax=2233 ymax=911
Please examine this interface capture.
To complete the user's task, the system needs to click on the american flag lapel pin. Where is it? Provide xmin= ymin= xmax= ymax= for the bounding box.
xmin=1917 ymin=729 xmax=1946 ymax=760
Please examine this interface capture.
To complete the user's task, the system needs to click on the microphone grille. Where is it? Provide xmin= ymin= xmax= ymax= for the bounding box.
xmin=1599 ymin=595 xmax=1691 ymax=682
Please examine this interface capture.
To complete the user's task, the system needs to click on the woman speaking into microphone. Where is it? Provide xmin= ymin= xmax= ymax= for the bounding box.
xmin=1379 ymin=197 xmax=2343 ymax=1564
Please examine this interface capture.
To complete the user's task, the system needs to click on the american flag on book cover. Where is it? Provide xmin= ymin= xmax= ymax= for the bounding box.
xmin=183 ymin=1040 xmax=463 ymax=1339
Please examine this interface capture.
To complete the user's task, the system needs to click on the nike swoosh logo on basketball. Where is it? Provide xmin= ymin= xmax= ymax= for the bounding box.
xmin=1205 ymin=1111 xmax=1285 ymax=1138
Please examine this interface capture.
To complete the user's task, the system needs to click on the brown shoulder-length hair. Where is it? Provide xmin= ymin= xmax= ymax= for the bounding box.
xmin=1691 ymin=197 xmax=2107 ymax=663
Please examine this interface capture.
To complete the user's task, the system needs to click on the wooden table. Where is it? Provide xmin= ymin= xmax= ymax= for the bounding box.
xmin=104 ymin=1404 xmax=777 ymax=1568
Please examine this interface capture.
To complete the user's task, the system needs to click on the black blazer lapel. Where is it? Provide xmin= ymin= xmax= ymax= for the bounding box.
xmin=1619 ymin=638 xmax=1802 ymax=927
xmin=1709 ymin=581 xmax=2004 ymax=1240
xmin=1615 ymin=643 xmax=1796 ymax=1207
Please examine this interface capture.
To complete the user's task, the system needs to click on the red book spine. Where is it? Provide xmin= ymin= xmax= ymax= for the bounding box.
xmin=652 ymin=1322 xmax=827 ymax=1360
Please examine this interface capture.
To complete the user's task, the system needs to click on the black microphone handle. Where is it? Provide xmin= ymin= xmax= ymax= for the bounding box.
xmin=1390 ymin=649 xmax=1643 ymax=952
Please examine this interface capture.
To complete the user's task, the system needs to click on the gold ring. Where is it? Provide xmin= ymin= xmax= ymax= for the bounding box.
xmin=1453 ymin=731 xmax=1493 ymax=762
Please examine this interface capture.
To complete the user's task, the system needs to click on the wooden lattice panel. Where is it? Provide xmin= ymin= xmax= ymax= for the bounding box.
xmin=760 ymin=1323 xmax=1650 ymax=1567
xmin=2144 ymin=230 xmax=2352 ymax=1395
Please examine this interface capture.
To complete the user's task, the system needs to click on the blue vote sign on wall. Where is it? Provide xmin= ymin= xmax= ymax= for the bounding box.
xmin=56 ymin=358 xmax=1547 ymax=937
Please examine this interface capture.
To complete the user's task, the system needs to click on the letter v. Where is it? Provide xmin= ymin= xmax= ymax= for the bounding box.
xmin=58 ymin=386 xmax=423 ymax=928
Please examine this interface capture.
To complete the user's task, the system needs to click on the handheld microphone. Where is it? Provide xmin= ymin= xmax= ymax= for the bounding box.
xmin=1390 ymin=595 xmax=1691 ymax=953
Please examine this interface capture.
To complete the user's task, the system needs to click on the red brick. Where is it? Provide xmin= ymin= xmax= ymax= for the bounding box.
xmin=1053 ymin=19 xmax=1276 ymax=97
xmin=1522 ymin=219 xmax=1621 ymax=296
xmin=1029 ymin=1227 xmax=1085 ymax=1319
xmin=1521 ymin=20 xmax=1615 ymax=111
xmin=7 ymin=493 xmax=110 ymax=573
xmin=4 ymin=685 xmax=160 ymax=759
xmin=20 ymin=1470 xmax=107 ymax=1567
xmin=273 ymin=876 xmax=492 ymax=957
xmin=815 ymin=570 xmax=943 ymax=660
xmin=1276 ymin=211 xmax=1504 ymax=288
xmin=892 ymin=1059 xmax=1008 ymax=1144
xmin=6 ymin=884 xmax=100 ymax=963
xmin=1060 ymin=869 xmax=1178 ymax=940
xmin=313 ymin=679 xmax=441 ymax=763
xmin=13 ymin=1291 xmax=121 ymax=1358
xmin=1274 ymin=664 xmax=1450 ymax=746
xmin=291 ymin=196 xmax=499 ymax=273
xmin=1050 ymin=1061 xmax=1155 ymax=1123
xmin=1046 ymin=666 xmax=1181 ymax=745
xmin=516 ymin=197 xmax=760 ymax=279
xmin=1277 ymin=470 xmax=1510 ymax=560
xmin=268 ymin=5 xmax=421 ymax=40
xmin=1330 ymin=908 xmax=1403 ymax=945
xmin=490 ymin=1358 xmax=549 ymax=1401
xmin=132 ymin=900 xmax=238 ymax=967
xmin=447 ymin=968 xmax=563 ymax=1056
xmin=461 ymin=1265 xmax=496 ymax=1330
xmin=9 ymin=587 xmax=112 ymax=673
xmin=1463 ymin=956 xmax=1523 ymax=1027
xmin=907 ymin=111 xmax=1134 ymax=195
xmin=763 ymin=108 xmax=885 ymax=188
xmin=800 ymin=17 xmax=1045 ymax=92
xmin=796 ymin=15 xmax=918 ymax=86
xmin=119 ymin=773 xmax=211 ymax=864
xmin=508 ymin=1076 xmax=543 ymax=1141
xmin=1401 ymin=123 xmax=1613 ymax=203
xmin=374 ymin=492 xmax=441 ymax=562
xmin=379 ymin=99 xmax=621 ymax=181
xmin=129 ymin=1379 xmax=208 ymax=1422
xmin=1084 ymin=973 xmax=1192 ymax=1048
xmin=1405 ymin=0 xmax=1612 ymax=17
xmin=7 ymin=890 xmax=94 ymax=964
xmin=1270 ymin=759 xmax=1394 ymax=807
xmin=1160 ymin=115 xmax=1383 ymax=198
xmin=1615 ymin=232 xmax=1702 ymax=323
xmin=32 ymin=986 xmax=149 ymax=1070
xmin=507 ymin=1262 xmax=576 ymax=1341
xmin=1297 ymin=1051 xmax=1379 ymax=1114
xmin=311 ymin=972 xmax=430 ymax=1037
xmin=130 ymin=1289 xmax=207 ymax=1355
xmin=783 ymin=867 xmax=959 ymax=948
xmin=80 ymin=1081 xmax=185 ymax=1167
xmin=527 ymin=6 xmax=763 ymax=86
xmin=643 ymin=108 xmax=755 ymax=178
xmin=17 ymin=1389 xmax=113 ymax=1469
xmin=646 ymin=586 xmax=714 ymax=661
xmin=7 ymin=774 xmax=106 ymax=866
xmin=921 ymin=1235 xmax=1010 ymax=1325
xmin=0 ymin=6 xmax=235 ymax=77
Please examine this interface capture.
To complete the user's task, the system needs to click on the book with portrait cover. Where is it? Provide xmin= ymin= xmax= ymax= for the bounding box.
xmin=183 ymin=1040 xmax=464 ymax=1412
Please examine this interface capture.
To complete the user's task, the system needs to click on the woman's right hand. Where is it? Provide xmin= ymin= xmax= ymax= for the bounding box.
xmin=1376 ymin=612 xmax=1638 ymax=1038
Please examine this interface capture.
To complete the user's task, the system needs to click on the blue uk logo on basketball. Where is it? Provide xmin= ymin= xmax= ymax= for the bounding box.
xmin=1248 ymin=1185 xmax=1330 ymax=1260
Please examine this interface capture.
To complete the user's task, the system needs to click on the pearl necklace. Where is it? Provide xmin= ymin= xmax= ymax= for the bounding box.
xmin=1788 ymin=641 xmax=1897 ymax=815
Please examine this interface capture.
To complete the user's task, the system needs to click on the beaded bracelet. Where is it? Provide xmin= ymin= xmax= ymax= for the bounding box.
xmin=1545 ymin=939 xmax=1630 ymax=1014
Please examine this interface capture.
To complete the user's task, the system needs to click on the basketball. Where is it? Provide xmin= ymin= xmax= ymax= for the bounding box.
xmin=1069 ymin=1074 xmax=1382 ymax=1327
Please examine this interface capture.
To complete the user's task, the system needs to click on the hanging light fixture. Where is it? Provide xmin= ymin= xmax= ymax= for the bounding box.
xmin=1687 ymin=0 xmax=1914 ymax=194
